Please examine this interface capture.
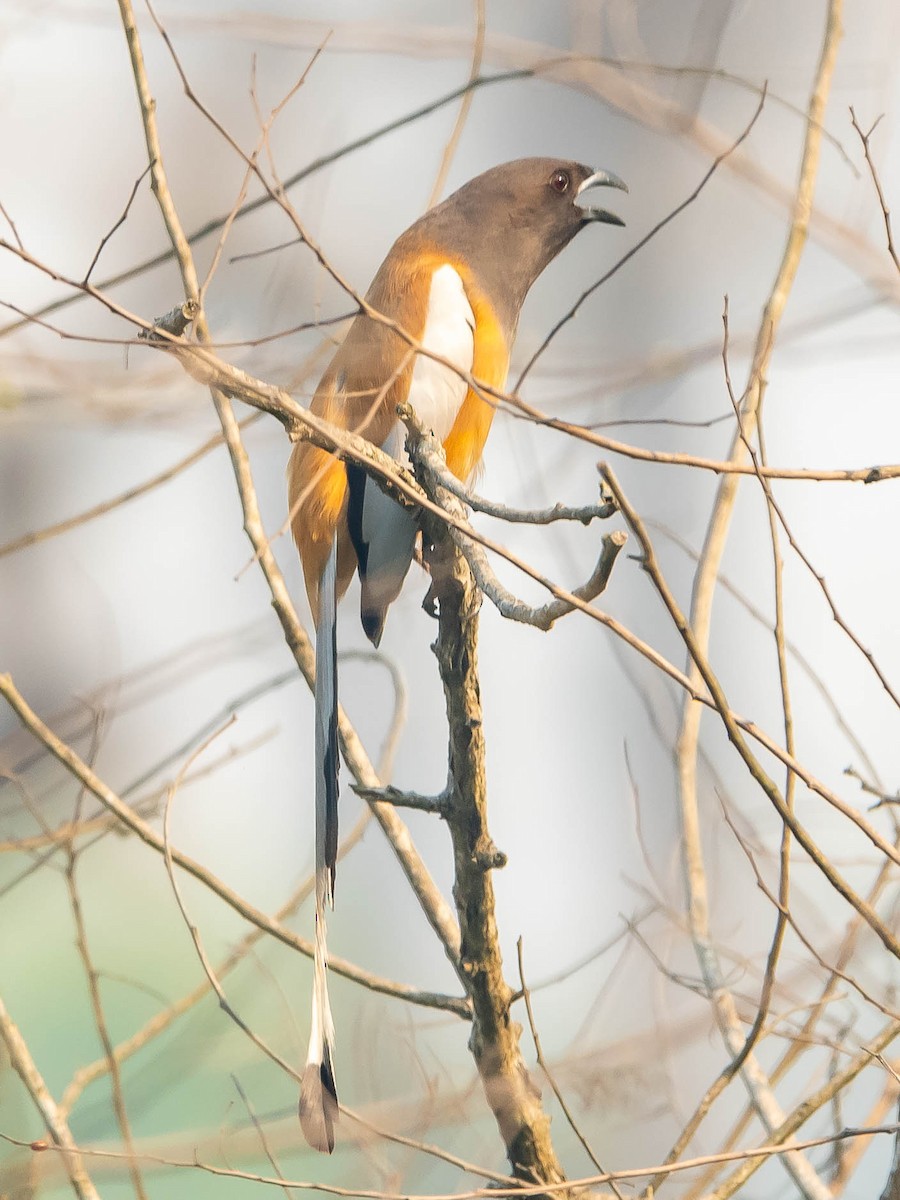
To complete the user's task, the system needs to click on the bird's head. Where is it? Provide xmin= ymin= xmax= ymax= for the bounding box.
xmin=420 ymin=157 xmax=627 ymax=330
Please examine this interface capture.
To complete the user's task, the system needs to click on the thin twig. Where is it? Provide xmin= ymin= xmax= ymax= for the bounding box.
xmin=0 ymin=673 xmax=470 ymax=1017
xmin=515 ymin=86 xmax=766 ymax=388
xmin=0 ymin=995 xmax=101 ymax=1200
xmin=0 ymin=416 xmax=258 ymax=559
xmin=231 ymin=1075 xmax=295 ymax=1199
xmin=116 ymin=0 xmax=465 ymax=984
xmin=845 ymin=766 xmax=899 ymax=811
xmin=64 ymin=772 xmax=149 ymax=1200
xmin=850 ymin=107 xmax=900 ymax=275
xmin=665 ymin=4 xmax=845 ymax=1195
xmin=3 ymin=1114 xmax=899 ymax=1197
xmin=161 ymin=715 xmax=306 ymax=1083
xmin=649 ymin=518 xmax=886 ymax=788
xmin=601 ymin=465 xmax=899 ymax=955
xmin=340 ymin=1105 xmax=522 ymax=1189
xmin=717 ymin=300 xmax=794 ymax=1077
xmin=0 ymin=197 xmax=24 ymax=249
xmin=59 ymin=804 xmax=375 ymax=1117
xmin=717 ymin=796 xmax=899 ymax=1020
xmin=427 ymin=0 xmax=485 ymax=208
xmin=351 ymin=785 xmax=448 ymax=815
xmin=82 ymin=164 xmax=152 ymax=284
xmin=516 ymin=938 xmax=624 ymax=1198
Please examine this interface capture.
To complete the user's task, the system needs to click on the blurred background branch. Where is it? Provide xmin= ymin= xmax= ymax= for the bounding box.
xmin=2 ymin=1 xmax=899 ymax=1197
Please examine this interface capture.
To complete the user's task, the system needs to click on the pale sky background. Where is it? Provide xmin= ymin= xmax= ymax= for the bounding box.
xmin=1 ymin=2 xmax=899 ymax=1197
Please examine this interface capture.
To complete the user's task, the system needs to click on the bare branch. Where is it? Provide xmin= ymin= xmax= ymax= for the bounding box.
xmin=403 ymin=412 xmax=626 ymax=631
xmin=82 ymin=163 xmax=152 ymax=285
xmin=0 ymin=416 xmax=259 ymax=560
xmin=0 ymin=995 xmax=101 ymax=1200
xmin=422 ymin=501 xmax=566 ymax=1186
xmin=426 ymin=466 xmax=616 ymax=526
xmin=850 ymin=106 xmax=900 ymax=275
xmin=59 ymin=805 xmax=374 ymax=1117
xmin=2 ymin=1114 xmax=899 ymax=1198
xmin=351 ymin=785 xmax=449 ymax=816
xmin=426 ymin=0 xmax=485 ymax=208
xmin=601 ymin=464 xmax=900 ymax=958
xmin=516 ymin=938 xmax=624 ymax=1198
xmin=6 ymin=231 xmax=900 ymax=487
xmin=114 ymin=0 xmax=466 ymax=987
xmin=0 ymin=673 xmax=470 ymax=1017
xmin=161 ymin=717 xmax=303 ymax=1084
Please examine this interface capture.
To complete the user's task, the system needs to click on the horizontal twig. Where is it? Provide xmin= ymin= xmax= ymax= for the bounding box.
xmin=5 ymin=234 xmax=900 ymax=486
xmin=351 ymin=784 xmax=449 ymax=815
xmin=401 ymin=411 xmax=626 ymax=630
xmin=431 ymin=468 xmax=616 ymax=526
xmin=3 ymin=1118 xmax=899 ymax=1198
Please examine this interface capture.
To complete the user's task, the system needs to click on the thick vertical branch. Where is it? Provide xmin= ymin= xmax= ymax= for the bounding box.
xmin=882 ymin=1100 xmax=900 ymax=1200
xmin=425 ymin=527 xmax=565 ymax=1186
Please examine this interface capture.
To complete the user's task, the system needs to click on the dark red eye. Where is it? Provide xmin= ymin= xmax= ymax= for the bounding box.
xmin=549 ymin=169 xmax=570 ymax=194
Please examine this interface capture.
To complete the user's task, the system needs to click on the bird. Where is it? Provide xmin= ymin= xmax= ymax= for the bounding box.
xmin=287 ymin=157 xmax=626 ymax=1153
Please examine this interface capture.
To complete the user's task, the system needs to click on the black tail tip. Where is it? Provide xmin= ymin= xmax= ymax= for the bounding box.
xmin=299 ymin=1060 xmax=339 ymax=1154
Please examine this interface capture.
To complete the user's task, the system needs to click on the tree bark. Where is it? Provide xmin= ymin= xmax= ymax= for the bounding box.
xmin=425 ymin=525 xmax=567 ymax=1188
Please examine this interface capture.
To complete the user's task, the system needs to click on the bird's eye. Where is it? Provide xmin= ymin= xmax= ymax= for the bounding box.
xmin=549 ymin=169 xmax=570 ymax=194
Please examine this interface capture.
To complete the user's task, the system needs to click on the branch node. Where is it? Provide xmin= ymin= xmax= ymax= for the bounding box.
xmin=474 ymin=841 xmax=508 ymax=871
xmin=138 ymin=299 xmax=200 ymax=342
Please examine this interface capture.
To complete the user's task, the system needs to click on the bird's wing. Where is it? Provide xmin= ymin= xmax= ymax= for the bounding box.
xmin=353 ymin=263 xmax=475 ymax=644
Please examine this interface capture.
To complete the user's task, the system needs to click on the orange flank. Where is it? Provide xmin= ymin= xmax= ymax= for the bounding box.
xmin=288 ymin=445 xmax=353 ymax=623
xmin=443 ymin=269 xmax=509 ymax=482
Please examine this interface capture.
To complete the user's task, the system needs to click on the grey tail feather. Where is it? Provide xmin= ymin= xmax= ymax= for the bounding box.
xmin=300 ymin=536 xmax=339 ymax=1154
xmin=300 ymin=1057 xmax=338 ymax=1153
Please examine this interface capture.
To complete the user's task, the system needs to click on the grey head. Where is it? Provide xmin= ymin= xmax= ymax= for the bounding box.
xmin=406 ymin=157 xmax=627 ymax=335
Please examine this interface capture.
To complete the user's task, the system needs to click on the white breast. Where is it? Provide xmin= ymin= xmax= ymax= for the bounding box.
xmin=404 ymin=262 xmax=475 ymax=449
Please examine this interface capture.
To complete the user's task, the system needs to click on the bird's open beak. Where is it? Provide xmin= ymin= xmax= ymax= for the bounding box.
xmin=576 ymin=169 xmax=628 ymax=226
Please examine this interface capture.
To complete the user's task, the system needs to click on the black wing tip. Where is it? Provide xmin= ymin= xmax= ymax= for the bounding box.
xmin=346 ymin=462 xmax=369 ymax=575
xmin=361 ymin=606 xmax=385 ymax=647
xmin=299 ymin=1060 xmax=339 ymax=1154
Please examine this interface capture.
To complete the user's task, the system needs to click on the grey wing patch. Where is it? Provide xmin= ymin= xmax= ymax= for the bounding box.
xmin=356 ymin=424 xmax=418 ymax=647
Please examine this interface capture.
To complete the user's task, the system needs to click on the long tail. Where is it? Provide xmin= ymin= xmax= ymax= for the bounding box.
xmin=299 ymin=534 xmax=339 ymax=1153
